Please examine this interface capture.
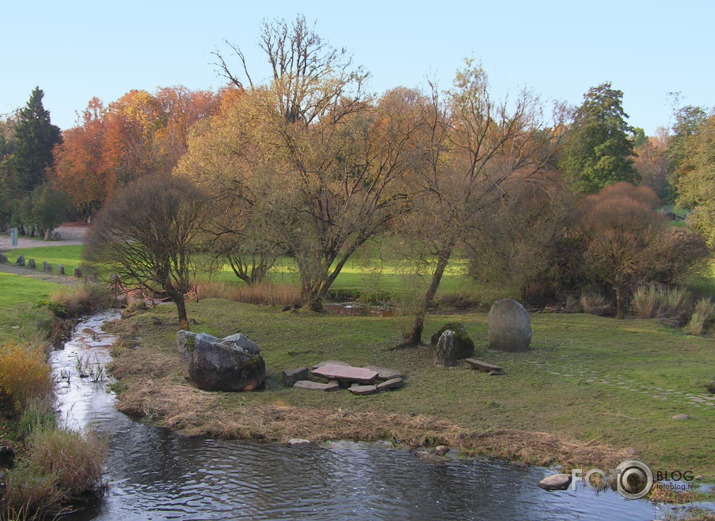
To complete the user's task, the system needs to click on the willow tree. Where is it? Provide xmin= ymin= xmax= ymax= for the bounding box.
xmin=186 ymin=16 xmax=418 ymax=311
xmin=399 ymin=61 xmax=566 ymax=347
xmin=83 ymin=174 xmax=208 ymax=330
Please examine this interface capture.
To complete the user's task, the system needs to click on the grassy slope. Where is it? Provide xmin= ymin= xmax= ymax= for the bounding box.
xmin=110 ymin=299 xmax=715 ymax=478
xmin=5 ymin=245 xmax=85 ymax=275
xmin=0 ymin=272 xmax=61 ymax=343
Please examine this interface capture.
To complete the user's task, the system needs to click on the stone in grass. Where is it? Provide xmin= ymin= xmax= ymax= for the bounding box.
xmin=376 ymin=378 xmax=404 ymax=391
xmin=538 ymin=473 xmax=572 ymax=491
xmin=27 ymin=258 xmax=36 ymax=270
xmin=0 ymin=254 xmax=8 ymax=264
xmin=15 ymin=255 xmax=25 ymax=267
xmin=434 ymin=330 xmax=458 ymax=367
xmin=349 ymin=384 xmax=379 ymax=396
xmin=287 ymin=439 xmax=312 ymax=446
xmin=430 ymin=322 xmax=475 ymax=360
xmin=57 ymin=264 xmax=65 ymax=275
xmin=43 ymin=261 xmax=52 ymax=272
xmin=311 ymin=363 xmax=378 ymax=385
xmin=73 ymin=267 xmax=82 ymax=278
xmin=672 ymin=414 xmax=690 ymax=421
xmin=293 ymin=380 xmax=340 ymax=392
xmin=488 ymin=299 xmax=532 ymax=352
xmin=282 ymin=367 xmax=310 ymax=388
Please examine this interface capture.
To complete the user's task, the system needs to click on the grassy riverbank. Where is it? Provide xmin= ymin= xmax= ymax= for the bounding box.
xmin=107 ymin=298 xmax=715 ymax=481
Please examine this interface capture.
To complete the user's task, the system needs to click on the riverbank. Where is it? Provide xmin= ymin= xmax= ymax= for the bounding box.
xmin=106 ymin=298 xmax=715 ymax=483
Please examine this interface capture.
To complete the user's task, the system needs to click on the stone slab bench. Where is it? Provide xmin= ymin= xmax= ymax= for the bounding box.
xmin=464 ymin=358 xmax=503 ymax=373
xmin=311 ymin=363 xmax=378 ymax=384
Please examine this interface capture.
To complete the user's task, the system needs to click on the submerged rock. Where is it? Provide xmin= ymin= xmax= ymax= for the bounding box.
xmin=176 ymin=330 xmax=265 ymax=392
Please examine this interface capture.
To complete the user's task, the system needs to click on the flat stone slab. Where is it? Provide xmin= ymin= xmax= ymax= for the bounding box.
xmin=311 ymin=363 xmax=378 ymax=384
xmin=377 ymin=378 xmax=404 ymax=391
xmin=349 ymin=384 xmax=379 ymax=396
xmin=282 ymin=367 xmax=310 ymax=388
xmin=312 ymin=360 xmax=350 ymax=370
xmin=293 ymin=380 xmax=340 ymax=392
xmin=464 ymin=358 xmax=503 ymax=373
xmin=366 ymin=366 xmax=404 ymax=380
xmin=538 ymin=473 xmax=572 ymax=491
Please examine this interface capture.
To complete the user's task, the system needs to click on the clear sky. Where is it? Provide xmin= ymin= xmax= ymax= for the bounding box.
xmin=2 ymin=0 xmax=712 ymax=135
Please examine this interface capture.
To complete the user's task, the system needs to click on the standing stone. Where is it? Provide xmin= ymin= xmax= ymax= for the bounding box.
xmin=434 ymin=330 xmax=458 ymax=367
xmin=282 ymin=367 xmax=310 ymax=388
xmin=43 ymin=261 xmax=52 ymax=273
xmin=430 ymin=322 xmax=475 ymax=359
xmin=176 ymin=330 xmax=265 ymax=392
xmin=15 ymin=255 xmax=25 ymax=267
xmin=73 ymin=267 xmax=82 ymax=278
xmin=27 ymin=258 xmax=36 ymax=270
xmin=57 ymin=264 xmax=65 ymax=275
xmin=488 ymin=299 xmax=531 ymax=352
xmin=0 ymin=254 xmax=8 ymax=263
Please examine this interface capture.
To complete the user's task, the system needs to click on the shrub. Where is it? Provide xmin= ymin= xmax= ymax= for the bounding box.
xmin=0 ymin=343 xmax=52 ymax=410
xmin=580 ymin=293 xmax=613 ymax=316
xmin=2 ymin=463 xmax=64 ymax=519
xmin=683 ymin=297 xmax=715 ymax=335
xmin=631 ymin=284 xmax=692 ymax=326
xmin=47 ymin=284 xmax=113 ymax=319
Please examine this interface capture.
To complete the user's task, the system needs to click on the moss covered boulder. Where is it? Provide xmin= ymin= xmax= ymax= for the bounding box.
xmin=430 ymin=322 xmax=475 ymax=360
xmin=177 ymin=330 xmax=265 ymax=391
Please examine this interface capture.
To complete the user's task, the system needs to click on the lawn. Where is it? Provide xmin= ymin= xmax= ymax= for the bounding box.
xmin=4 ymin=245 xmax=86 ymax=275
xmin=107 ymin=298 xmax=715 ymax=480
xmin=0 ymin=272 xmax=61 ymax=343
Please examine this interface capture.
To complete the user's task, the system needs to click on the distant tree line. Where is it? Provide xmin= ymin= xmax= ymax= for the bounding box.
xmin=3 ymin=16 xmax=714 ymax=334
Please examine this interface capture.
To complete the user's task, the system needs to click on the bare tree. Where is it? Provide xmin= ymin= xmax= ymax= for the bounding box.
xmin=83 ymin=174 xmax=209 ymax=330
xmin=399 ymin=61 xmax=566 ymax=347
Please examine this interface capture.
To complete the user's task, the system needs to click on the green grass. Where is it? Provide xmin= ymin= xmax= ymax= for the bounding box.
xmin=0 ymin=272 xmax=61 ymax=343
xmin=111 ymin=299 xmax=715 ymax=479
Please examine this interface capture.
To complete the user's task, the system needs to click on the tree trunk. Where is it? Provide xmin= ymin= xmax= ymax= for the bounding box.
xmin=174 ymin=294 xmax=190 ymax=330
xmin=400 ymin=240 xmax=455 ymax=348
xmin=615 ymin=284 xmax=626 ymax=319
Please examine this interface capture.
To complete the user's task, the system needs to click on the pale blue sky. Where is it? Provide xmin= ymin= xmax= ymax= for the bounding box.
xmin=2 ymin=0 xmax=712 ymax=134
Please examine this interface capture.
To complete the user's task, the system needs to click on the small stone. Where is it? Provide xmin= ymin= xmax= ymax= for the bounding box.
xmin=73 ymin=267 xmax=82 ymax=278
xmin=488 ymin=370 xmax=504 ymax=376
xmin=311 ymin=363 xmax=378 ymax=384
xmin=42 ymin=261 xmax=52 ymax=272
xmin=433 ymin=445 xmax=450 ymax=456
xmin=293 ymin=380 xmax=340 ymax=392
xmin=57 ymin=264 xmax=65 ymax=275
xmin=0 ymin=254 xmax=8 ymax=263
xmin=287 ymin=439 xmax=312 ymax=446
xmin=0 ymin=446 xmax=15 ymax=468
xmin=15 ymin=255 xmax=25 ymax=267
xmin=538 ymin=473 xmax=572 ymax=491
xmin=348 ymin=384 xmax=379 ymax=396
xmin=27 ymin=258 xmax=36 ymax=270
xmin=672 ymin=414 xmax=690 ymax=421
xmin=377 ymin=378 xmax=404 ymax=391
xmin=282 ymin=367 xmax=310 ymax=388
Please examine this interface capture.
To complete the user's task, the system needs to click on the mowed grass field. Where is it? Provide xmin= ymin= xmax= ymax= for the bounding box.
xmin=0 ymin=272 xmax=61 ymax=343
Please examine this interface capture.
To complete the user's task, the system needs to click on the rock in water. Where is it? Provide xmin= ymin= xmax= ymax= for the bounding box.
xmin=488 ymin=299 xmax=532 ymax=352
xmin=434 ymin=330 xmax=458 ymax=367
xmin=538 ymin=473 xmax=572 ymax=491
xmin=430 ymin=322 xmax=475 ymax=359
xmin=176 ymin=330 xmax=265 ymax=392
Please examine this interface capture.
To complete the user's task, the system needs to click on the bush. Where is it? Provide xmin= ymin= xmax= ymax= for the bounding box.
xmin=0 ymin=343 xmax=52 ymax=410
xmin=47 ymin=284 xmax=113 ymax=319
xmin=195 ymin=281 xmax=302 ymax=307
xmin=683 ymin=297 xmax=715 ymax=335
xmin=580 ymin=293 xmax=613 ymax=316
xmin=631 ymin=284 xmax=692 ymax=326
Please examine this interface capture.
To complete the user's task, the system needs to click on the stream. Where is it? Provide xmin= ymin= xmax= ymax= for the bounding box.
xmin=49 ymin=311 xmax=700 ymax=520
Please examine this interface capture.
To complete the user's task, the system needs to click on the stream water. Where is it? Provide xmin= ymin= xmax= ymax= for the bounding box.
xmin=49 ymin=311 xmax=701 ymax=520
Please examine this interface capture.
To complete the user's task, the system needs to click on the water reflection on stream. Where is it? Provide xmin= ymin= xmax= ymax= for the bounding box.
xmin=51 ymin=312 xmax=681 ymax=520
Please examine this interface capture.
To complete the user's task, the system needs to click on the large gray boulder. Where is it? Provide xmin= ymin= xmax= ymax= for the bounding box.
xmin=488 ymin=299 xmax=531 ymax=352
xmin=177 ymin=330 xmax=265 ymax=392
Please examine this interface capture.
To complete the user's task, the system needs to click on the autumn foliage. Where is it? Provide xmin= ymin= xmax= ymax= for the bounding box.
xmin=0 ymin=342 xmax=52 ymax=409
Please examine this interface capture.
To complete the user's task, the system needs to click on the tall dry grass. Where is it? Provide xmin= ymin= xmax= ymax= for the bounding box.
xmin=0 ymin=343 xmax=52 ymax=410
xmin=683 ymin=297 xmax=715 ymax=336
xmin=47 ymin=283 xmax=114 ymax=319
xmin=631 ymin=284 xmax=692 ymax=326
xmin=195 ymin=281 xmax=302 ymax=307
